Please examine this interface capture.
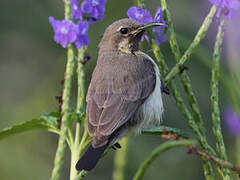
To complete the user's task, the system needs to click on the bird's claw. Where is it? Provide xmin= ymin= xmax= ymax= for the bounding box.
xmin=111 ymin=142 xmax=121 ymax=150
xmin=161 ymin=80 xmax=170 ymax=95
xmin=179 ymin=65 xmax=189 ymax=74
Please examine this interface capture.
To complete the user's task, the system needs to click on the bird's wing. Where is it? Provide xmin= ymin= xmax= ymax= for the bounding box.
xmin=86 ymin=53 xmax=156 ymax=147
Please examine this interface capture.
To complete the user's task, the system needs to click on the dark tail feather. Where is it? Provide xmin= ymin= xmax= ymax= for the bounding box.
xmin=75 ymin=143 xmax=108 ymax=171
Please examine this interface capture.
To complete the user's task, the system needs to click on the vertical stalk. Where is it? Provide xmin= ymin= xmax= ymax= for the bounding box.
xmin=50 ymin=45 xmax=75 ymax=180
xmin=154 ymin=41 xmax=215 ymax=180
xmin=152 ymin=43 xmax=216 ymax=180
xmin=160 ymin=0 xmax=214 ymax=178
xmin=152 ymin=41 xmax=215 ymax=155
xmin=211 ymin=19 xmax=231 ymax=179
xmin=112 ymin=138 xmax=129 ymax=180
xmin=160 ymin=0 xmax=205 ymax=136
xmin=165 ymin=6 xmax=217 ymax=84
xmin=70 ymin=48 xmax=86 ymax=180
xmin=50 ymin=1 xmax=73 ymax=179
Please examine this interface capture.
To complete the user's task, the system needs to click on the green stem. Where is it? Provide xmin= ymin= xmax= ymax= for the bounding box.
xmin=211 ymin=19 xmax=231 ymax=179
xmin=50 ymin=45 xmax=75 ymax=180
xmin=160 ymin=0 xmax=205 ymax=136
xmin=160 ymin=0 xmax=214 ymax=178
xmin=152 ymin=41 xmax=214 ymax=153
xmin=74 ymin=171 xmax=88 ymax=180
xmin=76 ymin=48 xmax=87 ymax=114
xmin=50 ymin=1 xmax=74 ymax=179
xmin=112 ymin=138 xmax=129 ymax=180
xmin=133 ymin=140 xmax=196 ymax=180
xmin=177 ymin=34 xmax=240 ymax=117
xmin=191 ymin=146 xmax=240 ymax=176
xmin=70 ymin=48 xmax=87 ymax=180
xmin=152 ymin=41 xmax=215 ymax=179
xmin=136 ymin=0 xmax=145 ymax=7
xmin=165 ymin=6 xmax=217 ymax=84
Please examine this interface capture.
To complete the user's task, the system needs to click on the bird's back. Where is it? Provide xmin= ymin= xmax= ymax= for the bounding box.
xmin=86 ymin=50 xmax=157 ymax=148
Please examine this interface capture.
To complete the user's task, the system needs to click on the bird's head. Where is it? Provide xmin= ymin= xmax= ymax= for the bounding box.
xmin=99 ymin=18 xmax=166 ymax=54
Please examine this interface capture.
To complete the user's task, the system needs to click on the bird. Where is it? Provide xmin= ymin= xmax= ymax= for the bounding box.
xmin=76 ymin=18 xmax=167 ymax=171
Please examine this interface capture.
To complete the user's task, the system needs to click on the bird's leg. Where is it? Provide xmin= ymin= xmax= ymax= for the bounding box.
xmin=179 ymin=65 xmax=189 ymax=74
xmin=161 ymin=80 xmax=170 ymax=95
xmin=111 ymin=142 xmax=122 ymax=150
xmin=114 ymin=142 xmax=121 ymax=149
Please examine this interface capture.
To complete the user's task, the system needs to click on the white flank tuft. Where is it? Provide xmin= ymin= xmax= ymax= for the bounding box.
xmin=134 ymin=51 xmax=164 ymax=133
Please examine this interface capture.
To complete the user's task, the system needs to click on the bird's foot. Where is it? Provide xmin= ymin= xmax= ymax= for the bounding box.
xmin=161 ymin=80 xmax=170 ymax=95
xmin=111 ymin=142 xmax=121 ymax=150
xmin=179 ymin=65 xmax=189 ymax=74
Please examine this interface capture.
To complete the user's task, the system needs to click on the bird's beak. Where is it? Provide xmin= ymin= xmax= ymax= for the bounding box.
xmin=139 ymin=22 xmax=167 ymax=30
xmin=131 ymin=22 xmax=167 ymax=36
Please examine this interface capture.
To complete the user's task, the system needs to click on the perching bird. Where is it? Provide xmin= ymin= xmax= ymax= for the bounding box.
xmin=76 ymin=18 xmax=166 ymax=171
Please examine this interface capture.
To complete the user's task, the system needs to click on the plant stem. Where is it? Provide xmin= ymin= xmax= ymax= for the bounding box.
xmin=50 ymin=45 xmax=75 ymax=180
xmin=160 ymin=0 xmax=214 ymax=178
xmin=211 ymin=19 xmax=231 ymax=179
xmin=165 ymin=6 xmax=217 ymax=84
xmin=152 ymin=41 xmax=214 ymax=152
xmin=189 ymin=145 xmax=240 ymax=176
xmin=50 ymin=1 xmax=74 ymax=179
xmin=136 ymin=0 xmax=145 ymax=7
xmin=74 ymin=171 xmax=88 ymax=180
xmin=177 ymin=34 xmax=240 ymax=117
xmin=133 ymin=140 xmax=196 ymax=180
xmin=76 ymin=48 xmax=87 ymax=114
xmin=152 ymin=41 xmax=215 ymax=179
xmin=112 ymin=138 xmax=129 ymax=180
xmin=70 ymin=48 xmax=87 ymax=180
xmin=160 ymin=0 xmax=205 ymax=137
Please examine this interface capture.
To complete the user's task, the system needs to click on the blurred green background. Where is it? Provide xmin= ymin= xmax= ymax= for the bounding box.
xmin=0 ymin=0 xmax=239 ymax=179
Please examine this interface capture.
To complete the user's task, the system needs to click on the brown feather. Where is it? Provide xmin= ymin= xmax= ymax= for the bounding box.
xmin=86 ymin=51 xmax=156 ymax=147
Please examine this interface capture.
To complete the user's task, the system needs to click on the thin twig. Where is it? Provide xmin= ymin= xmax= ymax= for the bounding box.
xmin=160 ymin=0 xmax=215 ymax=178
xmin=50 ymin=1 xmax=75 ymax=179
xmin=70 ymin=47 xmax=87 ymax=180
xmin=151 ymin=40 xmax=215 ymax=154
xmin=165 ymin=6 xmax=217 ymax=84
xmin=157 ymin=131 xmax=240 ymax=176
xmin=211 ymin=18 xmax=231 ymax=179
xmin=50 ymin=46 xmax=75 ymax=180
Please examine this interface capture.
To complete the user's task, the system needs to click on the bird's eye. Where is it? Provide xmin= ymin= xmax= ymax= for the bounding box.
xmin=120 ymin=28 xmax=129 ymax=34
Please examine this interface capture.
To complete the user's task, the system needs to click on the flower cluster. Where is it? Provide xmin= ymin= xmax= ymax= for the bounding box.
xmin=127 ymin=6 xmax=167 ymax=45
xmin=209 ymin=0 xmax=240 ymax=19
xmin=49 ymin=0 xmax=107 ymax=48
xmin=224 ymin=107 xmax=240 ymax=135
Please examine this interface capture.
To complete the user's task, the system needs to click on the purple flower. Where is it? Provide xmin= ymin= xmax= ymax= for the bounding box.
xmin=71 ymin=0 xmax=83 ymax=20
xmin=127 ymin=6 xmax=153 ymax=24
xmin=127 ymin=6 xmax=167 ymax=45
xmin=81 ymin=0 xmax=106 ymax=23
xmin=49 ymin=16 xmax=77 ymax=48
xmin=224 ymin=107 xmax=240 ymax=135
xmin=209 ymin=0 xmax=240 ymax=19
xmin=75 ymin=21 xmax=89 ymax=48
xmin=153 ymin=8 xmax=167 ymax=45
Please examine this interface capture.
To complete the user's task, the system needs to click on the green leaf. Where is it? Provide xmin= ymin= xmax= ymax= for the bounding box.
xmin=142 ymin=126 xmax=187 ymax=138
xmin=76 ymin=111 xmax=86 ymax=123
xmin=0 ymin=115 xmax=60 ymax=141
xmin=41 ymin=112 xmax=60 ymax=128
xmin=42 ymin=111 xmax=61 ymax=117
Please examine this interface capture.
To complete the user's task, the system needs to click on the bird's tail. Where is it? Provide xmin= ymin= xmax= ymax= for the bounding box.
xmin=75 ymin=143 xmax=108 ymax=171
